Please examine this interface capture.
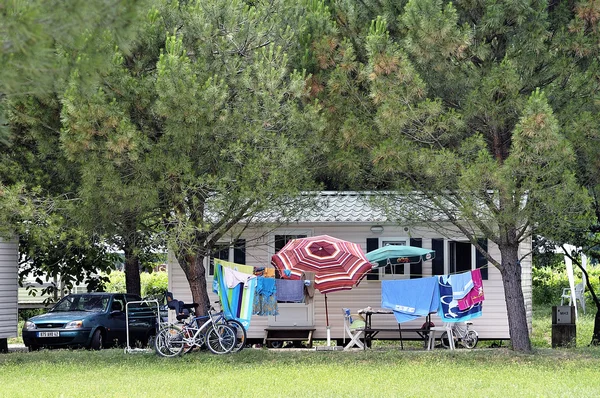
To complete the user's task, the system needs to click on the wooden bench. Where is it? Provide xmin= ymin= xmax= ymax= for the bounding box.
xmin=263 ymin=327 xmax=316 ymax=348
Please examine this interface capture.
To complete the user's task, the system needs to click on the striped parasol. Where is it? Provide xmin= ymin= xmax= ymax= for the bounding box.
xmin=271 ymin=235 xmax=373 ymax=294
xmin=271 ymin=235 xmax=372 ymax=346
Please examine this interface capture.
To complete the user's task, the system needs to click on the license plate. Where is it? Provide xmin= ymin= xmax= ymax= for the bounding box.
xmin=37 ymin=331 xmax=60 ymax=338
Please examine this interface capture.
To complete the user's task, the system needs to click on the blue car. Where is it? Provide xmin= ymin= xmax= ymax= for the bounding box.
xmin=22 ymin=293 xmax=158 ymax=351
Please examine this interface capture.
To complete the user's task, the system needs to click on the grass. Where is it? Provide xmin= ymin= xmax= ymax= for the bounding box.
xmin=1 ymin=346 xmax=600 ymax=397
xmin=3 ymin=306 xmax=599 ymax=397
xmin=531 ymin=305 xmax=597 ymax=348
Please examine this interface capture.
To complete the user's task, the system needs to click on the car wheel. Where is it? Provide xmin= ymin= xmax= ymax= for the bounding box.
xmin=90 ymin=329 xmax=104 ymax=350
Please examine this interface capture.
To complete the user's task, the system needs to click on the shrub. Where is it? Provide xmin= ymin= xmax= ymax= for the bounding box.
xmin=533 ymin=264 xmax=600 ymax=307
xmin=141 ymin=271 xmax=168 ymax=297
xmin=102 ymin=270 xmax=167 ymax=297
xmin=18 ymin=308 xmax=47 ymax=322
xmin=103 ymin=271 xmax=127 ymax=293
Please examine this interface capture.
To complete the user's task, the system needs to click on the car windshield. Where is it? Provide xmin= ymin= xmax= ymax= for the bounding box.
xmin=51 ymin=295 xmax=110 ymax=313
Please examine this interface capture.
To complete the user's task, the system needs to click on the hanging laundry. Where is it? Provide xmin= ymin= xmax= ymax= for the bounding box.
xmin=214 ymin=263 xmax=257 ymax=329
xmin=216 ymin=259 xmax=254 ymax=275
xmin=381 ymin=277 xmax=440 ymax=323
xmin=275 ymin=279 xmax=304 ymax=303
xmin=253 ymin=277 xmax=278 ymax=316
xmin=302 ymin=271 xmax=315 ymax=303
xmin=263 ymin=267 xmax=276 ymax=278
xmin=437 ymin=275 xmax=482 ymax=322
xmin=457 ymin=269 xmax=485 ymax=310
xmin=448 ymin=270 xmax=474 ymax=300
xmin=222 ymin=265 xmax=256 ymax=288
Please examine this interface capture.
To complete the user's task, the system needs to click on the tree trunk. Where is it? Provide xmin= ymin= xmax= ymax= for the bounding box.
xmin=124 ymin=246 xmax=141 ymax=296
xmin=591 ymin=277 xmax=600 ymax=345
xmin=499 ymin=243 xmax=532 ymax=353
xmin=179 ymin=253 xmax=210 ymax=316
xmin=122 ymin=213 xmax=141 ymax=296
xmin=592 ymin=306 xmax=600 ymax=345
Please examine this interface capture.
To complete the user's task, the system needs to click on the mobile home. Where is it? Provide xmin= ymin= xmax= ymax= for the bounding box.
xmin=0 ymin=238 xmax=18 ymax=352
xmin=168 ymin=192 xmax=532 ymax=344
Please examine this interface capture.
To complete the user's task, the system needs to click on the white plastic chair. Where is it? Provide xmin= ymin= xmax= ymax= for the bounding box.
xmin=427 ymin=323 xmax=455 ymax=350
xmin=343 ymin=308 xmax=365 ymax=350
xmin=561 ymin=282 xmax=586 ymax=314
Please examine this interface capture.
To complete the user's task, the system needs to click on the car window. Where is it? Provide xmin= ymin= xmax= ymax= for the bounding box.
xmin=52 ymin=296 xmax=77 ymax=312
xmin=79 ymin=295 xmax=110 ymax=312
xmin=111 ymin=295 xmax=126 ymax=312
xmin=50 ymin=294 xmax=110 ymax=312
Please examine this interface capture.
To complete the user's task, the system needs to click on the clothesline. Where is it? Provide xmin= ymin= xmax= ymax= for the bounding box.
xmin=366 ymin=264 xmax=492 ymax=280
xmin=217 ymin=263 xmax=493 ymax=278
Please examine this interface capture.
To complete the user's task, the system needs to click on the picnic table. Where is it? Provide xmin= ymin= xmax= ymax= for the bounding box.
xmin=357 ymin=307 xmax=432 ymax=349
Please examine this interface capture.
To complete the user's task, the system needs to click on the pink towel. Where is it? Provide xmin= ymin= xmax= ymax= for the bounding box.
xmin=457 ymin=269 xmax=485 ymax=310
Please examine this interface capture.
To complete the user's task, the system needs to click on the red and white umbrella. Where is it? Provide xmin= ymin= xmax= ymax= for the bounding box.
xmin=271 ymin=235 xmax=372 ymax=345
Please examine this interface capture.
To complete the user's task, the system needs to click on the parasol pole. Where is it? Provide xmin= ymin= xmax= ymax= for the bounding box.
xmin=325 ymin=293 xmax=331 ymax=346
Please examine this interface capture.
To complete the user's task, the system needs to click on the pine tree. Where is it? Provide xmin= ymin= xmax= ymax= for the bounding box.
xmin=320 ymin=0 xmax=597 ymax=352
xmin=61 ymin=0 xmax=326 ymax=311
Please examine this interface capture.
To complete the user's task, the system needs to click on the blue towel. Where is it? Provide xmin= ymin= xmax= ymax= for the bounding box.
xmin=447 ymin=271 xmax=474 ymax=300
xmin=381 ymin=277 xmax=440 ymax=323
xmin=437 ymin=276 xmax=482 ymax=322
xmin=275 ymin=279 xmax=304 ymax=302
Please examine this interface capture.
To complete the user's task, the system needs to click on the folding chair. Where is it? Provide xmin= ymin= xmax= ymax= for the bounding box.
xmin=343 ymin=308 xmax=365 ymax=350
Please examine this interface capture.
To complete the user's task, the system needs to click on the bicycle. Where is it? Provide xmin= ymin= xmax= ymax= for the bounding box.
xmin=154 ymin=306 xmax=236 ymax=357
xmin=440 ymin=321 xmax=478 ymax=349
xmin=212 ymin=308 xmax=247 ymax=353
xmin=180 ymin=302 xmax=247 ymax=354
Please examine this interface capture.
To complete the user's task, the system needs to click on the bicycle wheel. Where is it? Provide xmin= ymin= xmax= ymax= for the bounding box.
xmin=226 ymin=319 xmax=247 ymax=353
xmin=440 ymin=331 xmax=451 ymax=349
xmin=206 ymin=324 xmax=236 ymax=354
xmin=155 ymin=325 xmax=185 ymax=358
xmin=462 ymin=330 xmax=478 ymax=349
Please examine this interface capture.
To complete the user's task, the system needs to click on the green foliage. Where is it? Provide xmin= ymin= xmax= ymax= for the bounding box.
xmin=102 ymin=271 xmax=167 ymax=297
xmin=532 ymin=265 xmax=600 ymax=306
xmin=103 ymin=271 xmax=127 ymax=294
xmin=17 ymin=308 xmax=46 ymax=323
xmin=0 ymin=0 xmax=150 ymax=141
xmin=141 ymin=272 xmax=168 ymax=297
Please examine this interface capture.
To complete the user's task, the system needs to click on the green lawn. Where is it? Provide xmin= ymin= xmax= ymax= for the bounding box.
xmin=3 ymin=306 xmax=599 ymax=397
xmin=531 ymin=305 xmax=597 ymax=348
xmin=1 ymin=347 xmax=600 ymax=397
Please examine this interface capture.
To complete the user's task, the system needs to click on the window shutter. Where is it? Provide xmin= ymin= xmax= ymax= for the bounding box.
xmin=366 ymin=238 xmax=379 ymax=280
xmin=432 ymin=239 xmax=444 ymax=275
xmin=409 ymin=238 xmax=422 ymax=279
xmin=476 ymin=239 xmax=488 ymax=280
xmin=233 ymin=239 xmax=246 ymax=265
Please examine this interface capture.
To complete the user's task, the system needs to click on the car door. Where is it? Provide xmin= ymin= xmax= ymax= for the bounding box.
xmin=105 ymin=294 xmax=127 ymax=345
